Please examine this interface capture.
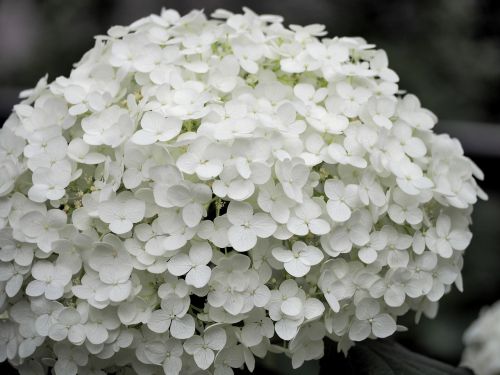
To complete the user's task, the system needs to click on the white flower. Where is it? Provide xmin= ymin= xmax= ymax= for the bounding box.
xmin=318 ymin=259 xmax=377 ymax=313
xmin=369 ymin=268 xmax=414 ymax=307
xmin=25 ymin=132 xmax=67 ymax=171
xmin=239 ymin=309 xmax=274 ymax=347
xmin=227 ymin=201 xmax=276 ymax=252
xmin=379 ymin=225 xmax=413 ymax=269
xmin=183 ymin=327 xmax=227 ymax=370
xmin=131 ymin=111 xmax=182 ymax=145
xmin=405 ymin=252 xmax=437 ymax=298
xmin=121 ymin=144 xmax=158 ymax=189
xmin=0 ymin=201 xmax=11 ymax=230
xmin=0 ymin=232 xmax=34 ymax=267
xmin=425 ymin=213 xmax=472 ymax=258
xmin=360 ymin=97 xmax=397 ymax=129
xmin=232 ymin=37 xmax=266 ymax=74
xmin=28 ymin=160 xmax=72 ymax=203
xmin=81 ymin=105 xmax=133 ymax=148
xmin=87 ymin=235 xmax=133 ymax=282
xmin=272 ymin=241 xmax=324 ymax=277
xmin=257 ymin=181 xmax=294 ymax=224
xmin=99 ymin=269 xmax=133 ymax=303
xmin=213 ymin=345 xmax=247 ymax=375
xmin=462 ymin=301 xmax=500 ymax=375
xmin=197 ymin=215 xmax=231 ymax=248
xmin=26 ymin=261 xmax=72 ymax=300
xmin=267 ymin=280 xmax=324 ymax=340
xmin=9 ymin=302 xmax=45 ymax=359
xmin=167 ymin=181 xmax=211 ymax=228
xmin=289 ymin=322 xmax=325 ymax=368
xmin=388 ymin=188 xmax=423 ymax=225
xmin=230 ymin=138 xmax=272 ymax=185
xmin=348 ymin=299 xmax=397 ymax=341
xmin=72 ymin=273 xmax=108 ymax=309
xmin=83 ymin=307 xmax=120 ymax=345
xmin=369 ymin=50 xmax=399 ymax=82
xmin=176 ymin=137 xmax=229 ymax=180
xmin=150 ymin=165 xmax=183 ymax=208
xmin=168 ymin=241 xmax=212 ymax=288
xmin=152 ymin=210 xmax=197 ymax=253
xmin=208 ymin=55 xmax=240 ymax=93
xmin=324 ymin=179 xmax=359 ymax=223
xmin=110 ymin=37 xmax=162 ymax=72
xmin=326 ymin=138 xmax=367 ymax=169
xmin=0 ymin=159 xmax=22 ymax=197
xmin=328 ymin=81 xmax=372 ymax=118
xmin=287 ymin=199 xmax=330 ymax=236
xmin=98 ymin=193 xmax=146 ymax=234
xmin=18 ymin=209 xmax=67 ymax=252
xmin=275 ymin=158 xmax=310 ymax=203
xmin=321 ymin=209 xmax=372 ymax=256
xmin=392 ymin=121 xmax=427 ymax=158
xmin=0 ymin=262 xmax=28 ymax=297
xmin=207 ymin=253 xmax=268 ymax=315
xmin=391 ymin=158 xmax=433 ymax=196
xmin=147 ymin=294 xmax=195 ymax=339
xmin=427 ymin=267 xmax=457 ymax=302
xmin=67 ymin=138 xmax=106 ymax=165
xmin=53 ymin=342 xmax=88 ymax=375
xmin=48 ymin=307 xmax=84 ymax=343
xmin=0 ymin=127 xmax=25 ymax=160
xmin=357 ymin=230 xmax=388 ymax=264
xmin=142 ymin=338 xmax=184 ymax=375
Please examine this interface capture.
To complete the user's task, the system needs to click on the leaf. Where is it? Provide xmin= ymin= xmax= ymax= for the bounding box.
xmin=319 ymin=339 xmax=474 ymax=375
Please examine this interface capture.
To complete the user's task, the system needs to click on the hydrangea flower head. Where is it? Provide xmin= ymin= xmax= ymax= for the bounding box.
xmin=0 ymin=7 xmax=486 ymax=374
xmin=462 ymin=302 xmax=500 ymax=375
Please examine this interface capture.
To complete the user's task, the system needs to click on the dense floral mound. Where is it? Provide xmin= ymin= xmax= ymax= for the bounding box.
xmin=0 ymin=7 xmax=486 ymax=375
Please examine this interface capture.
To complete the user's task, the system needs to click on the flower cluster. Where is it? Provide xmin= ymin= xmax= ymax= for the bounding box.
xmin=462 ymin=302 xmax=500 ymax=375
xmin=0 ymin=7 xmax=485 ymax=375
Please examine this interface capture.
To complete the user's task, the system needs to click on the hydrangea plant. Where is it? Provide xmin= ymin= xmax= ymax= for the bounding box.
xmin=462 ymin=302 xmax=500 ymax=375
xmin=0 ymin=7 xmax=486 ymax=375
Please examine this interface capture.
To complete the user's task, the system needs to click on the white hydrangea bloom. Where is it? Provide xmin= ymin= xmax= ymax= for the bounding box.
xmin=0 ymin=7 xmax=485 ymax=374
xmin=147 ymin=294 xmax=195 ymax=339
xmin=226 ymin=201 xmax=277 ymax=252
xmin=462 ymin=302 xmax=500 ymax=375
xmin=131 ymin=111 xmax=182 ymax=145
xmin=348 ymin=299 xmax=397 ymax=341
xmin=183 ymin=326 xmax=227 ymax=370
xmin=98 ymin=192 xmax=146 ymax=234
xmin=25 ymin=261 xmax=72 ymax=300
xmin=167 ymin=241 xmax=212 ymax=288
xmin=272 ymin=241 xmax=324 ymax=277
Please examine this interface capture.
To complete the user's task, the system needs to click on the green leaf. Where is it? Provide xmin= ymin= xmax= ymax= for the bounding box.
xmin=320 ymin=339 xmax=474 ymax=375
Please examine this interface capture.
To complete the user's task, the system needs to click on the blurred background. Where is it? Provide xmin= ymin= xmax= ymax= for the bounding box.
xmin=1 ymin=0 xmax=499 ymax=373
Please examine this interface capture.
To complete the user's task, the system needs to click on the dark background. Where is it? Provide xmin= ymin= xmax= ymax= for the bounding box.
xmin=1 ymin=1 xmax=500 ymax=373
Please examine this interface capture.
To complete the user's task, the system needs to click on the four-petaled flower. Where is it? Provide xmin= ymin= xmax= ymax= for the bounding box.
xmin=227 ymin=201 xmax=277 ymax=252
xmin=272 ymin=242 xmax=324 ymax=277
